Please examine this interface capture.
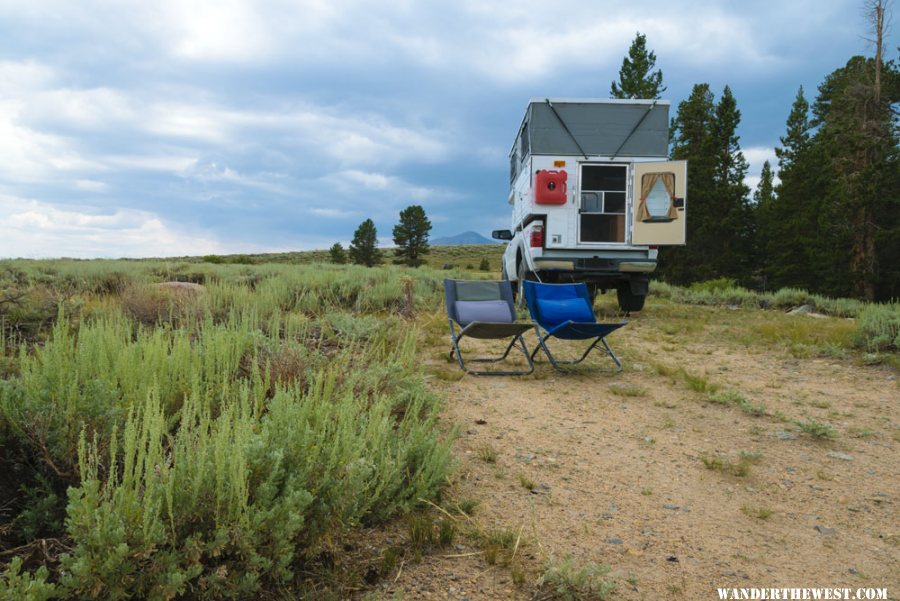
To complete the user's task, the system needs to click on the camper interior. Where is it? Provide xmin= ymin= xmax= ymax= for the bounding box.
xmin=579 ymin=164 xmax=627 ymax=243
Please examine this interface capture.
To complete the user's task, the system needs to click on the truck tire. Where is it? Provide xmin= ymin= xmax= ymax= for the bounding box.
xmin=587 ymin=284 xmax=600 ymax=307
xmin=616 ymin=284 xmax=646 ymax=313
xmin=502 ymin=262 xmax=517 ymax=301
xmin=515 ymin=259 xmax=535 ymax=307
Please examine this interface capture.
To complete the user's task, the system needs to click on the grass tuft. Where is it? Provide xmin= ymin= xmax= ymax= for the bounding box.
xmin=476 ymin=443 xmax=498 ymax=463
xmin=518 ymin=474 xmax=536 ymax=490
xmin=741 ymin=504 xmax=774 ymax=520
xmin=701 ymin=453 xmax=752 ymax=477
xmin=608 ymin=383 xmax=647 ymax=397
xmin=538 ymin=555 xmax=616 ymax=600
xmin=795 ymin=419 xmax=838 ymax=440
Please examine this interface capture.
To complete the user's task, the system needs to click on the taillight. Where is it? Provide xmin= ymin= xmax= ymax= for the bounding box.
xmin=530 ymin=225 xmax=544 ymax=248
xmin=649 ymin=245 xmax=658 ymax=250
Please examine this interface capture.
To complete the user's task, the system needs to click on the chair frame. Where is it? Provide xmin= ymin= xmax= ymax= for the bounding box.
xmin=445 ymin=279 xmax=534 ymax=376
xmin=523 ymin=281 xmax=625 ymax=372
xmin=447 ymin=321 xmax=534 ymax=376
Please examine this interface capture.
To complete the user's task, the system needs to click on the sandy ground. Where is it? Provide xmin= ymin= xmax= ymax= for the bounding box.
xmin=376 ymin=304 xmax=899 ymax=600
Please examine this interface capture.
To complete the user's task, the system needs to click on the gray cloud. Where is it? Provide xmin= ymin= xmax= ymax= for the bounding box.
xmin=0 ymin=0 xmax=890 ymax=257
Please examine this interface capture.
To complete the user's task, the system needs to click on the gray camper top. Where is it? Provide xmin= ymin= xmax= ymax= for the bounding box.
xmin=512 ymin=98 xmax=670 ymax=159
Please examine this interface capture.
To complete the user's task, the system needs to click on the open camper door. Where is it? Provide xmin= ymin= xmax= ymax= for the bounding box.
xmin=631 ymin=160 xmax=687 ymax=245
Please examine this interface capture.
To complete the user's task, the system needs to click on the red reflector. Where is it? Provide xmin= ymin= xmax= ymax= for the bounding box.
xmin=530 ymin=225 xmax=544 ymax=248
xmin=649 ymin=245 xmax=659 ymax=250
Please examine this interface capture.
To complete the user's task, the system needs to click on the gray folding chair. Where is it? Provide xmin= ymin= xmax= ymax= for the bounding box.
xmin=444 ymin=279 xmax=534 ymax=376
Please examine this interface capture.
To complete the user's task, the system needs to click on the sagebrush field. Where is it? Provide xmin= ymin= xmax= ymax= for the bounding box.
xmin=0 ymin=253 xmax=897 ymax=600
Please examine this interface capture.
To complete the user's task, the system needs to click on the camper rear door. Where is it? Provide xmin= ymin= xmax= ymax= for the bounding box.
xmin=631 ymin=160 xmax=687 ymax=246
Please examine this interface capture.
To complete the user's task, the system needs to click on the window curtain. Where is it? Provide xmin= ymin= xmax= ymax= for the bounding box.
xmin=638 ymin=172 xmax=678 ymax=221
xmin=660 ymin=172 xmax=677 ymax=219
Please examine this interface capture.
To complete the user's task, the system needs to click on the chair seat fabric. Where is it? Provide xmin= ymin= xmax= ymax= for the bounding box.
xmin=547 ymin=321 xmax=627 ymax=340
xmin=455 ymin=300 xmax=514 ymax=326
xmin=535 ymin=298 xmax=594 ymax=327
xmin=460 ymin=322 xmax=533 ymax=340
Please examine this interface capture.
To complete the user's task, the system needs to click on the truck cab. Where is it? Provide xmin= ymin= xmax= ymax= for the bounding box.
xmin=494 ymin=98 xmax=687 ymax=312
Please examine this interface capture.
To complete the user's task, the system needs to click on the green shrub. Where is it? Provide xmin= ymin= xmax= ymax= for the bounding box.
xmin=54 ymin=333 xmax=451 ymax=599
xmin=689 ymin=277 xmax=739 ymax=293
xmin=795 ymin=419 xmax=838 ymax=440
xmin=856 ymin=302 xmax=900 ymax=351
xmin=651 ymin=280 xmax=869 ymax=319
xmin=538 ymin=555 xmax=616 ymax=600
xmin=771 ymin=287 xmax=815 ymax=309
xmin=0 ymin=558 xmax=59 ymax=601
xmin=0 ymin=262 xmax=455 ymax=597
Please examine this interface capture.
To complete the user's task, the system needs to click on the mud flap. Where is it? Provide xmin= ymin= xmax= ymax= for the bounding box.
xmin=627 ymin=276 xmax=649 ymax=296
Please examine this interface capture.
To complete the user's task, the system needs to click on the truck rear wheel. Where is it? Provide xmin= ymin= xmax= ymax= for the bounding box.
xmin=587 ymin=284 xmax=600 ymax=307
xmin=616 ymin=284 xmax=646 ymax=313
xmin=515 ymin=260 xmax=535 ymax=307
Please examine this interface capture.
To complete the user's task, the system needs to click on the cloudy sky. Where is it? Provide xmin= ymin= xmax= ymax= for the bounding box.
xmin=0 ymin=0 xmax=894 ymax=258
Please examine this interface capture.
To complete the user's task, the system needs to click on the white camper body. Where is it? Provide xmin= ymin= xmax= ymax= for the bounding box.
xmin=495 ymin=98 xmax=687 ymax=311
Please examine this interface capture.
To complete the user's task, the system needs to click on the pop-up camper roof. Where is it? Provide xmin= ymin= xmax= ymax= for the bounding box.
xmin=515 ymin=98 xmax=670 ymax=158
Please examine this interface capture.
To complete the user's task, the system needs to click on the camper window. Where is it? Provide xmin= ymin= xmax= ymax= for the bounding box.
xmin=637 ymin=172 xmax=678 ymax=222
xmin=519 ymin=121 xmax=529 ymax=157
xmin=579 ymin=165 xmax=627 ymax=243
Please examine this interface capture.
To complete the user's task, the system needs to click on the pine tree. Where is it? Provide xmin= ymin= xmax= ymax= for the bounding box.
xmin=753 ymin=161 xmax=776 ymax=207
xmin=657 ymin=84 xmax=715 ymax=284
xmin=708 ymin=86 xmax=754 ymax=283
xmin=349 ymin=219 xmax=382 ymax=267
xmin=812 ymin=53 xmax=900 ymax=300
xmin=658 ymin=85 xmax=754 ymax=285
xmin=392 ymin=205 xmax=432 ymax=267
xmin=329 ymin=242 xmax=347 ymax=264
xmin=776 ymin=87 xmax=812 ymax=171
xmin=764 ymin=87 xmax=829 ymax=292
xmin=752 ymin=160 xmax=776 ymax=288
xmin=610 ymin=32 xmax=666 ymax=99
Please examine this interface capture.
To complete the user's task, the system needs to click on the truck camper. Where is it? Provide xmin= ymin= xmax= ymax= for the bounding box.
xmin=493 ymin=98 xmax=687 ymax=312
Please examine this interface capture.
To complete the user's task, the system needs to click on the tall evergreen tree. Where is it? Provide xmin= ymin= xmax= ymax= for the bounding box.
xmin=763 ymin=87 xmax=831 ymax=292
xmin=812 ymin=53 xmax=900 ymax=300
xmin=753 ymin=160 xmax=776 ymax=287
xmin=776 ymin=87 xmax=812 ymax=171
xmin=658 ymin=84 xmax=715 ymax=284
xmin=659 ymin=85 xmax=754 ymax=285
xmin=708 ymin=86 xmax=754 ymax=282
xmin=610 ymin=32 xmax=666 ymax=99
xmin=349 ymin=219 xmax=382 ymax=267
xmin=392 ymin=205 xmax=432 ymax=267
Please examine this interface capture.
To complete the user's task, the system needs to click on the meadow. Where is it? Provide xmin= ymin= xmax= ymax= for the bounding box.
xmin=0 ymin=252 xmax=897 ymax=600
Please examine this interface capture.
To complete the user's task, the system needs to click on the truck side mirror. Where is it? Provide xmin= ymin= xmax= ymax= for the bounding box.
xmin=492 ymin=229 xmax=513 ymax=241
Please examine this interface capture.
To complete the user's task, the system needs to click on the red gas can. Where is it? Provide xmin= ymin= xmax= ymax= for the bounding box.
xmin=535 ymin=170 xmax=567 ymax=205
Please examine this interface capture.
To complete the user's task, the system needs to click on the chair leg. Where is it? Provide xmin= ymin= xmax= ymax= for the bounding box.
xmin=448 ymin=320 xmax=466 ymax=371
xmin=600 ymin=338 xmax=623 ymax=372
xmin=469 ymin=337 xmax=519 ymax=364
xmin=534 ymin=334 xmax=622 ymax=372
xmin=454 ymin=334 xmax=534 ymax=376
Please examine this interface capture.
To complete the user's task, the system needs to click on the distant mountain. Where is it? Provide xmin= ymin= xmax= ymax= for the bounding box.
xmin=431 ymin=231 xmax=500 ymax=246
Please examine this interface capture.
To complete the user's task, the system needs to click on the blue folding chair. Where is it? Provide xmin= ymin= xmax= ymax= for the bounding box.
xmin=523 ymin=281 xmax=626 ymax=371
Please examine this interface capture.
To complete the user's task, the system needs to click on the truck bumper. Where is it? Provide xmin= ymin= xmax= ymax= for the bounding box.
xmin=619 ymin=262 xmax=657 ymax=273
xmin=533 ymin=256 xmax=657 ymax=274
